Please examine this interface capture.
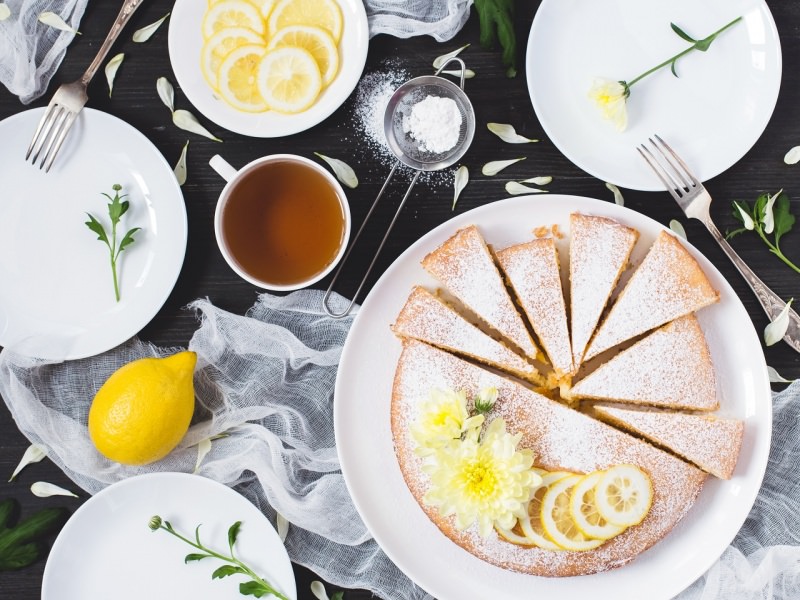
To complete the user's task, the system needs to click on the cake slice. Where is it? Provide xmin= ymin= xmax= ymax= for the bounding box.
xmin=495 ymin=238 xmax=573 ymax=376
xmin=584 ymin=231 xmax=719 ymax=360
xmin=391 ymin=286 xmax=538 ymax=380
xmin=569 ymin=315 xmax=717 ymax=410
xmin=569 ymin=213 xmax=639 ymax=368
xmin=421 ymin=225 xmax=539 ymax=361
xmin=593 ymin=405 xmax=743 ymax=479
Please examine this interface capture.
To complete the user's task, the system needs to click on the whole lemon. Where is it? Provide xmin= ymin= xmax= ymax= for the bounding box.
xmin=88 ymin=351 xmax=197 ymax=466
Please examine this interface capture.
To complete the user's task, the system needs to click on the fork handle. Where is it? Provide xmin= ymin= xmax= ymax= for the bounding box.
xmin=80 ymin=0 xmax=146 ymax=86
xmin=703 ymin=217 xmax=800 ymax=352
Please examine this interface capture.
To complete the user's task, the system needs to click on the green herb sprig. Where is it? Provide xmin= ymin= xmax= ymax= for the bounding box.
xmin=149 ymin=516 xmax=290 ymax=600
xmin=0 ymin=499 xmax=67 ymax=571
xmin=727 ymin=190 xmax=799 ymax=274
xmin=85 ymin=184 xmax=140 ymax=302
xmin=474 ymin=0 xmax=517 ymax=77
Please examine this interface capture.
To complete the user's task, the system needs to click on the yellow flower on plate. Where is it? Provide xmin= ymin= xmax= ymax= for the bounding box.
xmin=588 ymin=78 xmax=629 ymax=132
xmin=412 ymin=388 xmax=483 ymax=456
xmin=422 ymin=418 xmax=540 ymax=537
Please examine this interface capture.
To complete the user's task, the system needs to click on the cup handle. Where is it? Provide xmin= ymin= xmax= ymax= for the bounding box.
xmin=209 ymin=155 xmax=238 ymax=182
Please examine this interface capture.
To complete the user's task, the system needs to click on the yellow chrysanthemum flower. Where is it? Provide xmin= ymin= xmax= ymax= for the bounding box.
xmin=422 ymin=418 xmax=541 ymax=537
xmin=588 ymin=78 xmax=629 ymax=132
xmin=412 ymin=388 xmax=484 ymax=456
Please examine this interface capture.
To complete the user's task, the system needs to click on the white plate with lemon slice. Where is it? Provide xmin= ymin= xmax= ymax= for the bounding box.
xmin=168 ymin=0 xmax=369 ymax=137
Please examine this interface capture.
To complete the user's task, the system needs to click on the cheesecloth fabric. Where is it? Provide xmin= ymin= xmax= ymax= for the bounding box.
xmin=0 ymin=0 xmax=473 ymax=103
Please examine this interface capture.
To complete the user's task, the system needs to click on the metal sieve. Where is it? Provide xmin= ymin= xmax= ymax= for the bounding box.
xmin=323 ymin=58 xmax=475 ymax=318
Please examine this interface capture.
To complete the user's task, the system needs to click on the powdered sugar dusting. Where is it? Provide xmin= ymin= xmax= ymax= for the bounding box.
xmin=571 ymin=315 xmax=717 ymax=410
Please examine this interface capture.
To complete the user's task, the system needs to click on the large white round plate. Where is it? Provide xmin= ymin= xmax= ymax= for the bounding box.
xmin=42 ymin=472 xmax=297 ymax=600
xmin=334 ymin=196 xmax=771 ymax=599
xmin=0 ymin=108 xmax=187 ymax=360
xmin=168 ymin=0 xmax=369 ymax=138
xmin=526 ymin=0 xmax=781 ymax=191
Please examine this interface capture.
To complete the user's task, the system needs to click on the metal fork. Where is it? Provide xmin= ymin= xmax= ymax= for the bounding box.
xmin=638 ymin=135 xmax=800 ymax=353
xmin=26 ymin=0 xmax=144 ymax=172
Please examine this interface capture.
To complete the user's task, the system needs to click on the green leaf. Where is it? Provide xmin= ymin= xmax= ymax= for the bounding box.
xmin=473 ymin=0 xmax=517 ymax=77
xmin=239 ymin=581 xmax=271 ymax=597
xmin=0 ymin=507 xmax=67 ymax=554
xmin=671 ymin=23 xmax=696 ymax=43
xmin=0 ymin=499 xmax=15 ymax=531
xmin=670 ymin=60 xmax=678 ymax=77
xmin=117 ymin=228 xmax=140 ymax=253
xmin=184 ymin=553 xmax=210 ymax=563
xmin=694 ymin=37 xmax=713 ymax=52
xmin=85 ymin=214 xmax=109 ymax=245
xmin=228 ymin=521 xmax=242 ymax=552
xmin=0 ymin=541 xmax=39 ymax=570
xmin=772 ymin=193 xmax=795 ymax=247
xmin=212 ymin=564 xmax=246 ymax=579
xmin=331 ymin=592 xmax=344 ymax=600
xmin=754 ymin=192 xmax=770 ymax=223
xmin=194 ymin=524 xmax=202 ymax=546
xmin=725 ymin=227 xmax=747 ymax=240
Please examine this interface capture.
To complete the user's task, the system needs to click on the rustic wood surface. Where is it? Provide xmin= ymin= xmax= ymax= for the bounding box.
xmin=1 ymin=1 xmax=799 ymax=598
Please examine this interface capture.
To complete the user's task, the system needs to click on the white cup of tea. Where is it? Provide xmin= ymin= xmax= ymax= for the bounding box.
xmin=210 ymin=154 xmax=351 ymax=291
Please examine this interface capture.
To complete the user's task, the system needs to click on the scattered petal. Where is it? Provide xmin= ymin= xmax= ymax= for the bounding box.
xmin=276 ymin=512 xmax=289 ymax=542
xmin=669 ymin=219 xmax=687 ymax=241
xmin=734 ymin=201 xmax=755 ymax=230
xmin=132 ymin=12 xmax=170 ymax=42
xmin=505 ymin=181 xmax=547 ymax=195
xmin=762 ymin=189 xmax=782 ymax=235
xmin=9 ymin=444 xmax=47 ymax=482
xmin=105 ymin=53 xmax=125 ymax=98
xmin=0 ymin=4 xmax=11 ymax=20
xmin=764 ymin=298 xmax=794 ymax=346
xmin=452 ymin=165 xmax=468 ymax=210
xmin=173 ymin=140 xmax=189 ymax=186
xmin=193 ymin=434 xmax=211 ymax=474
xmin=784 ymin=146 xmax=800 ymax=165
xmin=172 ymin=109 xmax=222 ymax=142
xmin=310 ymin=581 xmax=330 ymax=600
xmin=432 ymin=43 xmax=470 ymax=70
xmin=157 ymin=76 xmax=175 ymax=113
xmin=481 ymin=157 xmax=525 ymax=176
xmin=314 ymin=152 xmax=358 ymax=188
xmin=487 ymin=123 xmax=538 ymax=144
xmin=767 ymin=366 xmax=795 ymax=383
xmin=31 ymin=481 xmax=78 ymax=498
xmin=605 ymin=182 xmax=624 ymax=206
xmin=38 ymin=11 xmax=80 ymax=34
xmin=441 ymin=68 xmax=475 ymax=79
xmin=519 ymin=176 xmax=552 ymax=186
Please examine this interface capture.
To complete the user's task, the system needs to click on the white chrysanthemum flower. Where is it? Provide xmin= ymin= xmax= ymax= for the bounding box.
xmin=412 ymin=388 xmax=484 ymax=456
xmin=422 ymin=418 xmax=540 ymax=537
xmin=588 ymin=78 xmax=629 ymax=132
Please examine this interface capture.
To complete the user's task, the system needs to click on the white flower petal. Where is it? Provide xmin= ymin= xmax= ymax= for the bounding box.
xmin=105 ymin=53 xmax=125 ymax=98
xmin=432 ymin=44 xmax=470 ymax=70
xmin=441 ymin=68 xmax=475 ymax=79
xmin=172 ymin=109 xmax=222 ymax=142
xmin=487 ymin=123 xmax=538 ymax=144
xmin=310 ymin=581 xmax=329 ymax=600
xmin=762 ymin=190 xmax=781 ymax=235
xmin=734 ymin=202 xmax=755 ymax=230
xmin=605 ymin=182 xmax=624 ymax=206
xmin=481 ymin=157 xmax=525 ymax=176
xmin=9 ymin=444 xmax=47 ymax=482
xmin=314 ymin=153 xmax=358 ymax=188
xmin=784 ymin=146 xmax=800 ymax=165
xmin=132 ymin=12 xmax=170 ymax=42
xmin=31 ymin=481 xmax=78 ymax=498
xmin=173 ymin=140 xmax=189 ymax=186
xmin=157 ymin=76 xmax=175 ymax=113
xmin=0 ymin=4 xmax=11 ymax=20
xmin=669 ymin=219 xmax=687 ymax=241
xmin=767 ymin=366 xmax=795 ymax=383
xmin=452 ymin=165 xmax=468 ymax=210
xmin=505 ymin=181 xmax=547 ymax=195
xmin=764 ymin=298 xmax=794 ymax=346
xmin=38 ymin=11 xmax=80 ymax=34
xmin=276 ymin=512 xmax=289 ymax=542
xmin=520 ymin=176 xmax=552 ymax=185
xmin=193 ymin=435 xmax=211 ymax=474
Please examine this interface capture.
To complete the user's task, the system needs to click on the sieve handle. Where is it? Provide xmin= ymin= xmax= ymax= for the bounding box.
xmin=323 ymin=163 xmax=421 ymax=319
xmin=435 ymin=57 xmax=468 ymax=90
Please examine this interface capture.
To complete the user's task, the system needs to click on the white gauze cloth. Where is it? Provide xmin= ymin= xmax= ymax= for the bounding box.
xmin=1 ymin=0 xmax=472 ymax=103
xmin=1 ymin=290 xmax=800 ymax=599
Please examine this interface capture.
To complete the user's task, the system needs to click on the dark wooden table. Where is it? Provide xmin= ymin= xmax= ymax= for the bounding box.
xmin=1 ymin=1 xmax=799 ymax=598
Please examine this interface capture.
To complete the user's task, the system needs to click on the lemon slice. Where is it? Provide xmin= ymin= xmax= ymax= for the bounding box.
xmin=540 ymin=474 xmax=604 ymax=552
xmin=268 ymin=0 xmax=343 ymax=43
xmin=201 ymin=26 xmax=265 ymax=90
xmin=594 ymin=464 xmax=653 ymax=527
xmin=218 ymin=44 xmax=269 ymax=112
xmin=496 ymin=520 xmax=534 ymax=546
xmin=267 ymin=24 xmax=339 ymax=86
xmin=569 ymin=471 xmax=627 ymax=540
xmin=518 ymin=471 xmax=572 ymax=551
xmin=256 ymin=46 xmax=322 ymax=113
xmin=202 ymin=0 xmax=265 ymax=39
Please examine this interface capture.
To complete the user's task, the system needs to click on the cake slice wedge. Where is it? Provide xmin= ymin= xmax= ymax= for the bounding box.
xmin=391 ymin=286 xmax=538 ymax=381
xmin=569 ymin=213 xmax=639 ymax=369
xmin=495 ymin=238 xmax=573 ymax=376
xmin=593 ymin=405 xmax=744 ymax=479
xmin=570 ymin=315 xmax=717 ymax=410
xmin=421 ymin=225 xmax=539 ymax=361
xmin=584 ymin=231 xmax=719 ymax=360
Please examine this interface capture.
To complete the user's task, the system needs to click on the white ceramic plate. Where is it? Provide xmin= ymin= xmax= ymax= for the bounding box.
xmin=168 ymin=0 xmax=369 ymax=138
xmin=0 ymin=108 xmax=187 ymax=360
xmin=42 ymin=472 xmax=297 ymax=600
xmin=334 ymin=195 xmax=771 ymax=599
xmin=526 ymin=0 xmax=781 ymax=191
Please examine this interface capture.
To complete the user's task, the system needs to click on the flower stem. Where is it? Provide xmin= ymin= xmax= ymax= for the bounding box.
xmin=626 ymin=16 xmax=742 ymax=89
xmin=755 ymin=228 xmax=800 ymax=274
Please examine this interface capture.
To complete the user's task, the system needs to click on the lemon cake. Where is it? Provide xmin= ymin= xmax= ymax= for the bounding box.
xmin=593 ymin=405 xmax=744 ymax=480
xmin=496 ymin=238 xmax=574 ymax=376
xmin=569 ymin=213 xmax=639 ymax=369
xmin=391 ymin=286 xmax=538 ymax=381
xmin=584 ymin=231 xmax=719 ymax=361
xmin=569 ymin=315 xmax=717 ymax=410
xmin=391 ymin=339 xmax=707 ymax=577
xmin=421 ymin=225 xmax=540 ymax=361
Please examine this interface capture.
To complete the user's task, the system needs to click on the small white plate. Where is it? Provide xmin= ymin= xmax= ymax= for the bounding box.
xmin=0 ymin=108 xmax=187 ymax=360
xmin=168 ymin=0 xmax=369 ymax=138
xmin=334 ymin=195 xmax=771 ymax=599
xmin=526 ymin=0 xmax=781 ymax=191
xmin=42 ymin=472 xmax=297 ymax=600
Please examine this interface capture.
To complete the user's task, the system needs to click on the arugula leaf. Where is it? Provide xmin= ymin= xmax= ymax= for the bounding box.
xmin=0 ymin=501 xmax=68 ymax=571
xmin=117 ymin=228 xmax=140 ymax=254
xmin=473 ymin=0 xmax=517 ymax=77
xmin=184 ymin=553 xmax=210 ymax=563
xmin=213 ymin=565 xmax=247 ymax=579
xmin=239 ymin=580 xmax=271 ymax=597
